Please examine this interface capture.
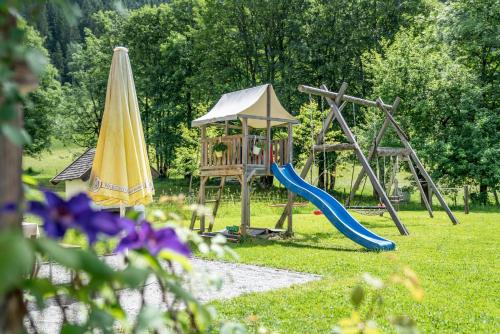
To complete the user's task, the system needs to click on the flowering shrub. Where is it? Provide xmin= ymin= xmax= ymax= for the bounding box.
xmin=0 ymin=189 xmax=241 ymax=333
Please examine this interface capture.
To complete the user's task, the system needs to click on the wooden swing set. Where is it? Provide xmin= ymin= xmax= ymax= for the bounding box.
xmin=275 ymin=83 xmax=459 ymax=235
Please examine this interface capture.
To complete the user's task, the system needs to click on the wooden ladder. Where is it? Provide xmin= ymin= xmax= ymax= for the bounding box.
xmin=190 ymin=176 xmax=226 ymax=233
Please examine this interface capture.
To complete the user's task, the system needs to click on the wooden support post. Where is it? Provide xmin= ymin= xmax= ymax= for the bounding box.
xmin=464 ymin=185 xmax=469 ymax=214
xmin=428 ymin=185 xmax=433 ymax=208
xmin=286 ymin=122 xmax=293 ymax=235
xmin=241 ymin=118 xmax=249 ymax=235
xmin=323 ymin=87 xmax=409 ymax=235
xmin=313 ymin=143 xmax=356 ymax=152
xmin=209 ymin=176 xmax=226 ymax=232
xmin=347 ymin=98 xmax=400 ymax=206
xmin=376 ymin=98 xmax=459 ymax=225
xmin=407 ymin=158 xmax=433 ymax=217
xmin=201 ymin=125 xmax=207 ymax=167
xmin=199 ymin=176 xmax=207 ymax=233
xmin=298 ymin=84 xmax=395 ymax=110
xmin=266 ymin=85 xmax=271 ymax=174
xmin=275 ymin=84 xmax=348 ymax=228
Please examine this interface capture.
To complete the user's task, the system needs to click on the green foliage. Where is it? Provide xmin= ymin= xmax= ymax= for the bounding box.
xmin=363 ymin=12 xmax=498 ymax=190
xmin=171 ymin=124 xmax=200 ymax=178
xmin=21 ymin=22 xmax=64 ymax=155
xmin=0 ymin=195 xmax=243 ymax=333
xmin=438 ymin=0 xmax=500 ymax=196
xmin=213 ymin=142 xmax=228 ymax=152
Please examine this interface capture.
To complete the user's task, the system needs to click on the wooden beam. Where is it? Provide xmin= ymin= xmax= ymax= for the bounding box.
xmin=275 ymin=85 xmax=348 ymax=228
xmin=240 ymin=115 xmax=300 ymax=124
xmin=377 ymin=98 xmax=458 ymax=225
xmin=313 ymin=143 xmax=356 ymax=152
xmin=210 ymin=123 xmax=241 ymax=130
xmin=346 ymin=97 xmax=400 ymax=206
xmin=200 ymin=125 xmax=207 ymax=167
xmin=407 ymin=158 xmax=433 ymax=217
xmin=375 ymin=98 xmax=409 ymax=141
xmin=375 ymin=147 xmax=412 ymax=157
xmin=210 ymin=176 xmax=226 ymax=229
xmin=464 ymin=185 xmax=469 ymax=214
xmin=322 ymin=87 xmax=409 ymax=235
xmin=298 ymin=84 xmax=394 ymax=111
xmin=287 ymin=123 xmax=293 ymax=235
xmin=266 ymin=85 xmax=271 ymax=174
xmin=199 ymin=176 xmax=207 ymax=233
xmin=241 ymin=118 xmax=249 ymax=235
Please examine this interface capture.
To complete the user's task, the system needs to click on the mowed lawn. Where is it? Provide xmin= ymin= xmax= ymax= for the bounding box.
xmin=202 ymin=206 xmax=499 ymax=333
xmin=24 ymin=147 xmax=500 ymax=333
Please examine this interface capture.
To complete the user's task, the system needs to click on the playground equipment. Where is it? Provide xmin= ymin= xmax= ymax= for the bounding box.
xmin=272 ymin=163 xmax=395 ymax=251
xmin=190 ymin=82 xmax=459 ymax=250
xmin=275 ymin=83 xmax=459 ymax=235
xmin=190 ymin=84 xmax=297 ymax=235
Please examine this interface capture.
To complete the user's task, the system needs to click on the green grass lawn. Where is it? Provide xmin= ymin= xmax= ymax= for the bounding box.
xmin=197 ymin=205 xmax=499 ymax=333
xmin=23 ymin=148 xmax=500 ymax=333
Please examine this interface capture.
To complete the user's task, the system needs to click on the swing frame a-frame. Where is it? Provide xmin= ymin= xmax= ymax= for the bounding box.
xmin=275 ymin=83 xmax=458 ymax=236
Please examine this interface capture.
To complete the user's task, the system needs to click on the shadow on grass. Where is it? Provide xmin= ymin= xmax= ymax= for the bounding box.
xmin=229 ymin=232 xmax=370 ymax=253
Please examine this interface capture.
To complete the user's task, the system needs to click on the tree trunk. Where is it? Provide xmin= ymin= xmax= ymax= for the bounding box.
xmin=479 ymin=184 xmax=488 ymax=205
xmin=0 ymin=11 xmax=33 ymax=332
xmin=0 ymin=106 xmax=25 ymax=334
xmin=493 ymin=189 xmax=500 ymax=207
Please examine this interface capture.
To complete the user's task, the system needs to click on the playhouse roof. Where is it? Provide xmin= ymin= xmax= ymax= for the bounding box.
xmin=191 ymin=84 xmax=297 ymax=128
xmin=51 ymin=148 xmax=159 ymax=185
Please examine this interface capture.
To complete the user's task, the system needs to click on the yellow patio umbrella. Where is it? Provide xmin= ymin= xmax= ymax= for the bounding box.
xmin=88 ymin=46 xmax=154 ymax=206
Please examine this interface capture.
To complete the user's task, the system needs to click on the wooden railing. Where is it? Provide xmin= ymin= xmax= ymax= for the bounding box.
xmin=201 ymin=135 xmax=289 ymax=169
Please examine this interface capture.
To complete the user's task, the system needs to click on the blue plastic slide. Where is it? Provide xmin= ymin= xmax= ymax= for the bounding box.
xmin=272 ymin=163 xmax=395 ymax=251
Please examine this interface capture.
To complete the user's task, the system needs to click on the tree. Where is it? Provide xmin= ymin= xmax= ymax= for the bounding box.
xmin=22 ymin=21 xmax=63 ymax=156
xmin=65 ymin=11 xmax=124 ymax=147
xmin=438 ymin=0 xmax=500 ymax=202
xmin=363 ymin=11 xmax=497 ymax=200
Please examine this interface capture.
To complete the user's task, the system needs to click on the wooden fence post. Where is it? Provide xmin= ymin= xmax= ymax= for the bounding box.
xmin=464 ymin=185 xmax=469 ymax=214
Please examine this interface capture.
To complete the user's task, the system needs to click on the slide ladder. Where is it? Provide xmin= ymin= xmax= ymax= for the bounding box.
xmin=272 ymin=163 xmax=395 ymax=251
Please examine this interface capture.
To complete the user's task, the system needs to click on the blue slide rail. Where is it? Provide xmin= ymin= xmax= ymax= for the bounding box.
xmin=272 ymin=163 xmax=395 ymax=251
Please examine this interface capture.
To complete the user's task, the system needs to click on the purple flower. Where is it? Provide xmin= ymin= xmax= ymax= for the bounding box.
xmin=116 ymin=221 xmax=191 ymax=257
xmin=28 ymin=191 xmax=128 ymax=243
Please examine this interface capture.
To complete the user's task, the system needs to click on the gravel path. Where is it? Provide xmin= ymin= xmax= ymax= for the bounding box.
xmin=27 ymin=255 xmax=321 ymax=333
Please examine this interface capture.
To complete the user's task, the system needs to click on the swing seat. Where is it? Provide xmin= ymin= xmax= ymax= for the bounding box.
xmin=346 ymin=205 xmax=386 ymax=216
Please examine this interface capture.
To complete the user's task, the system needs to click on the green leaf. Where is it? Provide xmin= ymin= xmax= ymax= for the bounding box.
xmin=25 ymin=49 xmax=48 ymax=76
xmin=0 ymin=104 xmax=17 ymax=121
xmin=158 ymin=250 xmax=192 ymax=271
xmin=119 ymin=265 xmax=149 ymax=287
xmin=220 ymin=322 xmax=248 ymax=334
xmin=23 ymin=278 xmax=57 ymax=309
xmin=61 ymin=324 xmax=87 ymax=334
xmin=350 ymin=285 xmax=365 ymax=309
xmin=87 ymin=307 xmax=114 ymax=333
xmin=78 ymin=250 xmax=114 ymax=280
xmin=1 ymin=123 xmax=31 ymax=146
xmin=135 ymin=306 xmax=167 ymax=332
xmin=125 ymin=209 xmax=141 ymax=221
xmin=0 ymin=231 xmax=34 ymax=294
xmin=390 ymin=315 xmax=419 ymax=334
xmin=22 ymin=174 xmax=38 ymax=186
xmin=34 ymin=239 xmax=81 ymax=269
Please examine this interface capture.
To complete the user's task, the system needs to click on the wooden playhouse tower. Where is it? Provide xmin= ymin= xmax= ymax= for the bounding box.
xmin=190 ymin=84 xmax=298 ymax=236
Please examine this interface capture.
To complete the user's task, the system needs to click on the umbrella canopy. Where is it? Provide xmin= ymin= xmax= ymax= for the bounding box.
xmin=89 ymin=47 xmax=154 ymax=206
